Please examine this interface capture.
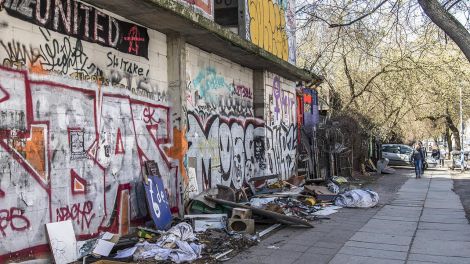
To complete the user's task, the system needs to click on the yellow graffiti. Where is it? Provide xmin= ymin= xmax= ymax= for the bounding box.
xmin=248 ymin=0 xmax=289 ymax=61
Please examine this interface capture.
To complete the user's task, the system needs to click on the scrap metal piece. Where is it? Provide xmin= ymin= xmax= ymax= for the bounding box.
xmin=259 ymin=224 xmax=282 ymax=238
xmin=214 ymin=249 xmax=234 ymax=260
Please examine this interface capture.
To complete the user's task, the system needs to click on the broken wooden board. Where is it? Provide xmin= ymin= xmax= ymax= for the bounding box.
xmin=304 ymin=185 xmax=337 ymax=201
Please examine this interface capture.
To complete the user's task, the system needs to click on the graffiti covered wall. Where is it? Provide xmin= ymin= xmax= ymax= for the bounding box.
xmin=0 ymin=6 xmax=168 ymax=101
xmin=184 ymin=45 xmax=297 ymax=197
xmin=245 ymin=0 xmax=296 ymax=63
xmin=0 ymin=3 xmax=178 ymax=260
xmin=185 ymin=45 xmax=255 ymax=198
xmin=262 ymin=71 xmax=297 ymax=178
xmin=0 ymin=0 xmax=302 ymax=259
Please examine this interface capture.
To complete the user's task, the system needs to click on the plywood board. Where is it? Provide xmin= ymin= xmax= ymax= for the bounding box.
xmin=46 ymin=220 xmax=77 ymax=264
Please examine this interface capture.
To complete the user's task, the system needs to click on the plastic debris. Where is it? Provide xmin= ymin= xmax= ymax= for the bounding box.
xmin=133 ymin=223 xmax=204 ymax=263
xmin=335 ymin=189 xmax=379 ymax=208
xmin=331 ymin=176 xmax=348 ymax=184
xmin=113 ymin=246 xmax=137 ymax=259
xmin=304 ymin=197 xmax=317 ymax=206
xmin=327 ymin=182 xmax=340 ymax=194
xmin=312 ymin=206 xmax=341 ymax=216
xmin=250 ymin=197 xmax=277 ymax=208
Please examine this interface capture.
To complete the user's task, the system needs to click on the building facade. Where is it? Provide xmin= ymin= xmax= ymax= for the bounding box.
xmin=0 ymin=0 xmax=320 ymax=261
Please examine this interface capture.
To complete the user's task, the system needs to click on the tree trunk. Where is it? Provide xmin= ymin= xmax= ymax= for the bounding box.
xmin=446 ymin=127 xmax=452 ymax=155
xmin=418 ymin=0 xmax=470 ymax=62
xmin=445 ymin=114 xmax=461 ymax=150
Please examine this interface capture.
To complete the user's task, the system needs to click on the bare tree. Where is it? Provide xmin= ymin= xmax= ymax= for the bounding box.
xmin=418 ymin=0 xmax=470 ymax=62
xmin=296 ymin=0 xmax=470 ymax=143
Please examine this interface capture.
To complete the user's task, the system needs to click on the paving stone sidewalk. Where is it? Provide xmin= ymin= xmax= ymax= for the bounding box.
xmin=228 ymin=169 xmax=470 ymax=264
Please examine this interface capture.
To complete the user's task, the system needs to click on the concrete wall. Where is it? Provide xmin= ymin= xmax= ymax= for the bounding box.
xmin=0 ymin=1 xmax=301 ymax=261
xmin=244 ymin=0 xmax=296 ymax=63
xmin=0 ymin=4 xmax=175 ymax=260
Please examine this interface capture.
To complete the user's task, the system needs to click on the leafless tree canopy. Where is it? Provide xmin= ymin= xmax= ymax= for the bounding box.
xmin=297 ymin=0 xmax=470 ymax=146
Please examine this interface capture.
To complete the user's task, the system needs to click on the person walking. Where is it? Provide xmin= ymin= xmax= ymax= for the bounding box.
xmin=439 ymin=147 xmax=446 ymax=167
xmin=419 ymin=141 xmax=427 ymax=172
xmin=431 ymin=146 xmax=440 ymax=161
xmin=413 ymin=143 xmax=425 ymax=179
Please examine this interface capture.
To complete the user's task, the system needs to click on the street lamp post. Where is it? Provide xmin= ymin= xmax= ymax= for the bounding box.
xmin=460 ymin=84 xmax=465 ymax=171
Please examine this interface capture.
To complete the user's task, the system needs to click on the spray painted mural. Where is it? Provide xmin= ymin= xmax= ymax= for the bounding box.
xmin=245 ymin=0 xmax=296 ymax=63
xmin=0 ymin=7 xmax=179 ymax=261
xmin=0 ymin=66 xmax=179 ymax=261
xmin=184 ymin=46 xmax=297 ymax=197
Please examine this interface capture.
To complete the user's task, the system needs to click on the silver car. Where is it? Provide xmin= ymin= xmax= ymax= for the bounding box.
xmin=382 ymin=144 xmax=414 ymax=166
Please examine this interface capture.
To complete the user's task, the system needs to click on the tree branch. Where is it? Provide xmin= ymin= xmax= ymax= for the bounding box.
xmin=418 ymin=0 xmax=470 ymax=62
xmin=329 ymin=0 xmax=389 ymax=28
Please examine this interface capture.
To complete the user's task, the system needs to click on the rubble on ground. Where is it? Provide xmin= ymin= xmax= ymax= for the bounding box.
xmin=53 ymin=162 xmax=382 ymax=264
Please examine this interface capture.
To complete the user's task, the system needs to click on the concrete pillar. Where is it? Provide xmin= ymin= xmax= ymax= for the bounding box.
xmin=253 ymin=70 xmax=265 ymax=120
xmin=167 ymin=34 xmax=186 ymax=217
xmin=167 ymin=33 xmax=186 ymax=127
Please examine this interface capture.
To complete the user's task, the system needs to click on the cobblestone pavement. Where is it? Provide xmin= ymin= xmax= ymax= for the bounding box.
xmin=227 ymin=168 xmax=470 ymax=264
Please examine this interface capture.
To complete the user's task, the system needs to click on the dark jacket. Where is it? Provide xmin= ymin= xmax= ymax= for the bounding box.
xmin=431 ymin=149 xmax=440 ymax=159
xmin=413 ymin=148 xmax=425 ymax=161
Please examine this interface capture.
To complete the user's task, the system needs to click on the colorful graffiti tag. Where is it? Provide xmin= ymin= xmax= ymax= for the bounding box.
xmin=186 ymin=67 xmax=253 ymax=119
xmin=246 ymin=0 xmax=296 ymax=63
xmin=185 ymin=62 xmax=298 ymax=193
xmin=180 ymin=0 xmax=213 ymax=19
xmin=186 ymin=112 xmax=297 ymax=191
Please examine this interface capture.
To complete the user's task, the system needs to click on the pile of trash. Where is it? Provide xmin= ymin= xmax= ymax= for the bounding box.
xmin=44 ymin=161 xmax=380 ymax=264
xmin=133 ymin=223 xmax=203 ymax=263
xmin=68 ymin=222 xmax=258 ymax=263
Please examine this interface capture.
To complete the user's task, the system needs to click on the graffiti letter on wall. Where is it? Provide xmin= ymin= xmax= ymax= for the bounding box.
xmin=0 ymin=207 xmax=31 ymax=237
xmin=55 ymin=201 xmax=95 ymax=231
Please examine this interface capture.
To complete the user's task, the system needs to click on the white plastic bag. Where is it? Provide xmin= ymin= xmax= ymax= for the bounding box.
xmin=335 ymin=189 xmax=379 ymax=208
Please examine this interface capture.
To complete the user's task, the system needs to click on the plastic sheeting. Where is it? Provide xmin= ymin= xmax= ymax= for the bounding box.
xmin=134 ymin=223 xmax=204 ymax=263
xmin=335 ymin=190 xmax=379 ymax=208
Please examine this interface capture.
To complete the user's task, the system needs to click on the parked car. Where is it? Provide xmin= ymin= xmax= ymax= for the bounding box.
xmin=382 ymin=144 xmax=414 ymax=166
